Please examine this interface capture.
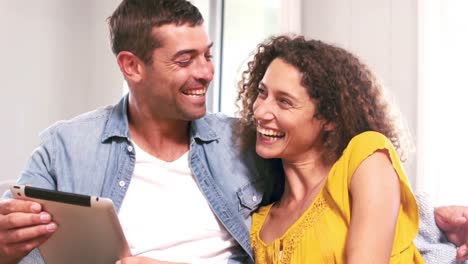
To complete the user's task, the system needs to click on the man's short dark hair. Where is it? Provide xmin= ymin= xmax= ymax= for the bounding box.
xmin=108 ymin=0 xmax=204 ymax=64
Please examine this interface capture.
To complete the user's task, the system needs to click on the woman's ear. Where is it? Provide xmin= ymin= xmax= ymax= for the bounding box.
xmin=323 ymin=121 xmax=335 ymax=132
xmin=116 ymin=51 xmax=145 ymax=83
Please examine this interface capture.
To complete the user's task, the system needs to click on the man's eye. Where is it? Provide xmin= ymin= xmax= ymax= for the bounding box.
xmin=256 ymin=87 xmax=266 ymax=94
xmin=176 ymin=59 xmax=192 ymax=66
xmin=205 ymin=54 xmax=213 ymax=61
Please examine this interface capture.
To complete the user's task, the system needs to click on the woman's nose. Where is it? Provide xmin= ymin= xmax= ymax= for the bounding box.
xmin=253 ymin=99 xmax=275 ymax=121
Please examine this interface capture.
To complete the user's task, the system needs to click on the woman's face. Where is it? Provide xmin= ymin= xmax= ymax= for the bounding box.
xmin=253 ymin=58 xmax=327 ymax=163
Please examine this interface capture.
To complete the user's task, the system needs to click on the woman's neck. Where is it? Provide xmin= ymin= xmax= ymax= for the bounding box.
xmin=279 ymin=157 xmax=331 ymax=205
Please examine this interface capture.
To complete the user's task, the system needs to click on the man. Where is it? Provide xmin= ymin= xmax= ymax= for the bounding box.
xmin=0 ymin=0 xmax=466 ymax=263
xmin=0 ymin=1 xmax=270 ymax=263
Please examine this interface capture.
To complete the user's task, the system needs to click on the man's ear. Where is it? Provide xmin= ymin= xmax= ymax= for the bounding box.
xmin=116 ymin=51 xmax=145 ymax=83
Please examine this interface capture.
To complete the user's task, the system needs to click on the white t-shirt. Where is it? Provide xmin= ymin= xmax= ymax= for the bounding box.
xmin=118 ymin=142 xmax=237 ymax=263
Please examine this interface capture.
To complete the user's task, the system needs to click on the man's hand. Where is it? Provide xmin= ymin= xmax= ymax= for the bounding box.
xmin=435 ymin=206 xmax=468 ymax=261
xmin=0 ymin=199 xmax=57 ymax=264
xmin=116 ymin=257 xmax=188 ymax=264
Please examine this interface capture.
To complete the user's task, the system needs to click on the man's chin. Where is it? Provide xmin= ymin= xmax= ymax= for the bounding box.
xmin=183 ymin=109 xmax=207 ymax=121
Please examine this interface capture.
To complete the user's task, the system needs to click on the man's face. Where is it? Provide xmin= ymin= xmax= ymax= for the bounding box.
xmin=140 ymin=23 xmax=214 ymax=121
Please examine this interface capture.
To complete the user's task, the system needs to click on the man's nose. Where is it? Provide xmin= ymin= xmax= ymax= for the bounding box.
xmin=194 ymin=58 xmax=214 ymax=82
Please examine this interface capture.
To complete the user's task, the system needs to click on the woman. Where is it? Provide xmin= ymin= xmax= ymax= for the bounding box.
xmin=237 ymin=35 xmax=423 ymax=263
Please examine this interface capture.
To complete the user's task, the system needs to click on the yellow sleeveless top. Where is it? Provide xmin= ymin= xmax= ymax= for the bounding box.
xmin=251 ymin=131 xmax=424 ymax=263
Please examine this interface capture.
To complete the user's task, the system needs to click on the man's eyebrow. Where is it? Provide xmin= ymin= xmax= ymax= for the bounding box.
xmin=172 ymin=42 xmax=214 ymax=59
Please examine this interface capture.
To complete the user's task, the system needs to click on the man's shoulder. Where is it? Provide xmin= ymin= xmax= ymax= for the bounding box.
xmin=193 ymin=113 xmax=241 ymax=141
xmin=199 ymin=113 xmax=239 ymax=131
xmin=39 ymin=105 xmax=114 ymax=141
xmin=201 ymin=112 xmax=238 ymax=124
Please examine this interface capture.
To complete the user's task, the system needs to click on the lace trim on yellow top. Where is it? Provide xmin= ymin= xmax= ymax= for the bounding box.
xmin=251 ymin=194 xmax=329 ymax=264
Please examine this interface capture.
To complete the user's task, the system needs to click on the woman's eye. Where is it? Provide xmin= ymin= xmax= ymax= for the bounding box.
xmin=279 ymin=98 xmax=293 ymax=107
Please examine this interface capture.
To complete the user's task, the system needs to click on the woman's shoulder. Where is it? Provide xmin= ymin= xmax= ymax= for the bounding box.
xmin=252 ymin=204 xmax=273 ymax=225
xmin=347 ymin=131 xmax=391 ymax=149
xmin=328 ymin=131 xmax=400 ymax=188
xmin=342 ymin=131 xmax=395 ymax=165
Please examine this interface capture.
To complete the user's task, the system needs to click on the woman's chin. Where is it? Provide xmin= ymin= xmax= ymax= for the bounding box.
xmin=255 ymin=146 xmax=279 ymax=159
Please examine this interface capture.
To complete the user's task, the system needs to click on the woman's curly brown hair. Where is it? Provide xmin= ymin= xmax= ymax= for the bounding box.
xmin=237 ymin=35 xmax=410 ymax=165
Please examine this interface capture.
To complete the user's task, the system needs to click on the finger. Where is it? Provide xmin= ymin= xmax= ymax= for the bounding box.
xmin=456 ymin=244 xmax=468 ymax=261
xmin=0 ymin=211 xmax=52 ymax=230
xmin=1 ymin=233 xmax=52 ymax=260
xmin=451 ymin=216 xmax=467 ymax=226
xmin=435 ymin=210 xmax=466 ymax=230
xmin=1 ymin=222 xmax=57 ymax=244
xmin=437 ymin=217 xmax=467 ymax=231
xmin=0 ymin=199 xmax=42 ymax=215
xmin=434 ymin=207 xmax=450 ymax=228
xmin=118 ymin=257 xmax=137 ymax=264
xmin=117 ymin=257 xmax=158 ymax=264
xmin=118 ymin=257 xmax=129 ymax=264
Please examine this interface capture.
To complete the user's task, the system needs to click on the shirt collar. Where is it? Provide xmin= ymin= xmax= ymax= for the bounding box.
xmin=101 ymin=95 xmax=131 ymax=142
xmin=101 ymin=94 xmax=220 ymax=143
xmin=191 ymin=115 xmax=220 ymax=142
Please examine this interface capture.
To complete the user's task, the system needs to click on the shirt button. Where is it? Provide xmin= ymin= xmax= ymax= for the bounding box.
xmin=252 ymin=195 xmax=258 ymax=202
xmin=119 ymin=181 xmax=126 ymax=187
xmin=127 ymin=145 xmax=133 ymax=153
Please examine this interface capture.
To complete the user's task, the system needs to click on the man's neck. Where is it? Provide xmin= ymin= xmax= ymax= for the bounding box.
xmin=128 ymin=103 xmax=190 ymax=162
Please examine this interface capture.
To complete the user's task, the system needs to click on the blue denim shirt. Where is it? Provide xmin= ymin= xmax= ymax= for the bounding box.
xmin=6 ymin=95 xmax=275 ymax=264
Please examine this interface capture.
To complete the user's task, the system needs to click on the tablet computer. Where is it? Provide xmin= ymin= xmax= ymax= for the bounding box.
xmin=10 ymin=185 xmax=131 ymax=264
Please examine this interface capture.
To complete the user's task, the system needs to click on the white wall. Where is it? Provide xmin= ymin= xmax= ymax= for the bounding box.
xmin=0 ymin=0 xmax=419 ymax=185
xmin=417 ymin=0 xmax=468 ymax=205
xmin=0 ymin=0 xmax=122 ymax=181
xmin=302 ymin=0 xmax=418 ymax=185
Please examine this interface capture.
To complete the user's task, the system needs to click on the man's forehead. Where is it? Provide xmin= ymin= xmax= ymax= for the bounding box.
xmin=152 ymin=23 xmax=211 ymax=50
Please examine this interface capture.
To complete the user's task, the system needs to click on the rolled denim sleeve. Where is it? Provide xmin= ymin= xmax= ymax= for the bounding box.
xmin=1 ymin=129 xmax=57 ymax=264
xmin=8 ymin=128 xmax=58 ymax=199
